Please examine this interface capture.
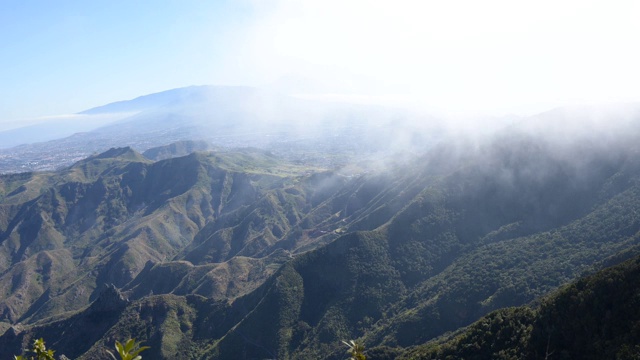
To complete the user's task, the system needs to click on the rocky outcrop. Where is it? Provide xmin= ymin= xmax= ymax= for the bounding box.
xmin=87 ymin=283 xmax=129 ymax=313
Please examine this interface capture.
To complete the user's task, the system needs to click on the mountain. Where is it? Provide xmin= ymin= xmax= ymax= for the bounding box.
xmin=0 ymin=146 xmax=343 ymax=325
xmin=78 ymin=86 xmax=213 ymax=115
xmin=0 ymin=86 xmax=433 ymax=173
xmin=398 ymin=250 xmax=640 ymax=360
xmin=142 ymin=140 xmax=216 ymax=161
xmin=193 ymin=124 xmax=640 ymax=359
xmin=0 ymin=113 xmax=131 ymax=150
xmin=1 ymin=107 xmax=640 ymax=358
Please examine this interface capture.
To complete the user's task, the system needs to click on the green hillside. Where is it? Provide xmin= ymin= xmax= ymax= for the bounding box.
xmin=0 ymin=147 xmax=338 ymax=326
xmin=1 ymin=119 xmax=640 ymax=359
xmin=399 ymin=252 xmax=640 ymax=360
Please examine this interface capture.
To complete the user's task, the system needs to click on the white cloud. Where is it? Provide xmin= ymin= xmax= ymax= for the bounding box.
xmin=242 ymin=0 xmax=640 ymax=114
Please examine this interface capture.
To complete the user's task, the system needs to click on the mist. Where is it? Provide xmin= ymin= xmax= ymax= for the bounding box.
xmin=1 ymin=81 xmax=639 ymax=177
xmin=3 ymin=3 xmax=640 ymax=359
xmin=4 ymin=0 xmax=638 ymax=126
xmin=241 ymin=0 xmax=640 ymax=116
xmin=0 ymin=112 xmax=134 ymax=149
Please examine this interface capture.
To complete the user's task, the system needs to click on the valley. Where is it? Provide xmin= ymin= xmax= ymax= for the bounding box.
xmin=4 ymin=1 xmax=639 ymax=358
xmin=0 ymin=86 xmax=435 ymax=174
xmin=1 ymin=98 xmax=640 ymax=358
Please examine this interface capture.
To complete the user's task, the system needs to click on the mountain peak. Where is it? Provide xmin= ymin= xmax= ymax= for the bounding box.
xmin=88 ymin=284 xmax=129 ymax=313
xmin=88 ymin=146 xmax=144 ymax=161
xmin=78 ymin=85 xmax=260 ymax=115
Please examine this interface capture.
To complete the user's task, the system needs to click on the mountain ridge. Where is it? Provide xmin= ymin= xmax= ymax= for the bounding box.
xmin=2 ymin=108 xmax=640 ymax=358
xmin=0 ymin=85 xmax=435 ymax=173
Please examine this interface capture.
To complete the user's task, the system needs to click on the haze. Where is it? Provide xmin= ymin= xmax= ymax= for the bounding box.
xmin=1 ymin=0 xmax=639 ymax=127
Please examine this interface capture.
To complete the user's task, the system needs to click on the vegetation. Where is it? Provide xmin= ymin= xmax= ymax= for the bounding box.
xmin=399 ymin=255 xmax=640 ymax=359
xmin=107 ymin=339 xmax=149 ymax=360
xmin=1 ymin=125 xmax=640 ymax=359
xmin=343 ymin=340 xmax=366 ymax=360
xmin=15 ymin=338 xmax=149 ymax=360
xmin=14 ymin=338 xmax=55 ymax=360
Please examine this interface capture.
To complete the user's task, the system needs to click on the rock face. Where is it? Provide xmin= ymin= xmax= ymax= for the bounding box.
xmin=88 ymin=283 xmax=129 ymax=313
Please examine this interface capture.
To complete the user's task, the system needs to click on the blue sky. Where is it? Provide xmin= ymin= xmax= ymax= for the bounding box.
xmin=1 ymin=0 xmax=639 ymax=125
xmin=1 ymin=1 xmax=257 ymax=122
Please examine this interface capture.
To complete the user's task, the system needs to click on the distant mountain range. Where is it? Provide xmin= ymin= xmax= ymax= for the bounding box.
xmin=0 ymin=86 xmax=436 ymax=173
xmin=1 ymin=104 xmax=640 ymax=358
xmin=0 ymin=113 xmax=132 ymax=149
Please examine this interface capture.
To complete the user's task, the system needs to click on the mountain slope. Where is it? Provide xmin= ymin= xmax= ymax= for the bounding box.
xmin=0 ymin=147 xmax=349 ymax=325
xmin=1 ymin=110 xmax=640 ymax=358
xmin=199 ymin=123 xmax=640 ymax=359
xmin=78 ymin=86 xmax=218 ymax=115
xmin=0 ymin=85 xmax=431 ymax=173
xmin=399 ymin=251 xmax=640 ymax=360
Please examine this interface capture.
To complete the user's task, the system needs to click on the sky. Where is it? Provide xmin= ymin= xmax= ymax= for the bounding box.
xmin=1 ymin=0 xmax=639 ymax=127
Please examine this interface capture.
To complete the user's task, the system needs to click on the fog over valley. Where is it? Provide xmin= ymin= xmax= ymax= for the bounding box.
xmin=1 ymin=1 xmax=640 ymax=359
